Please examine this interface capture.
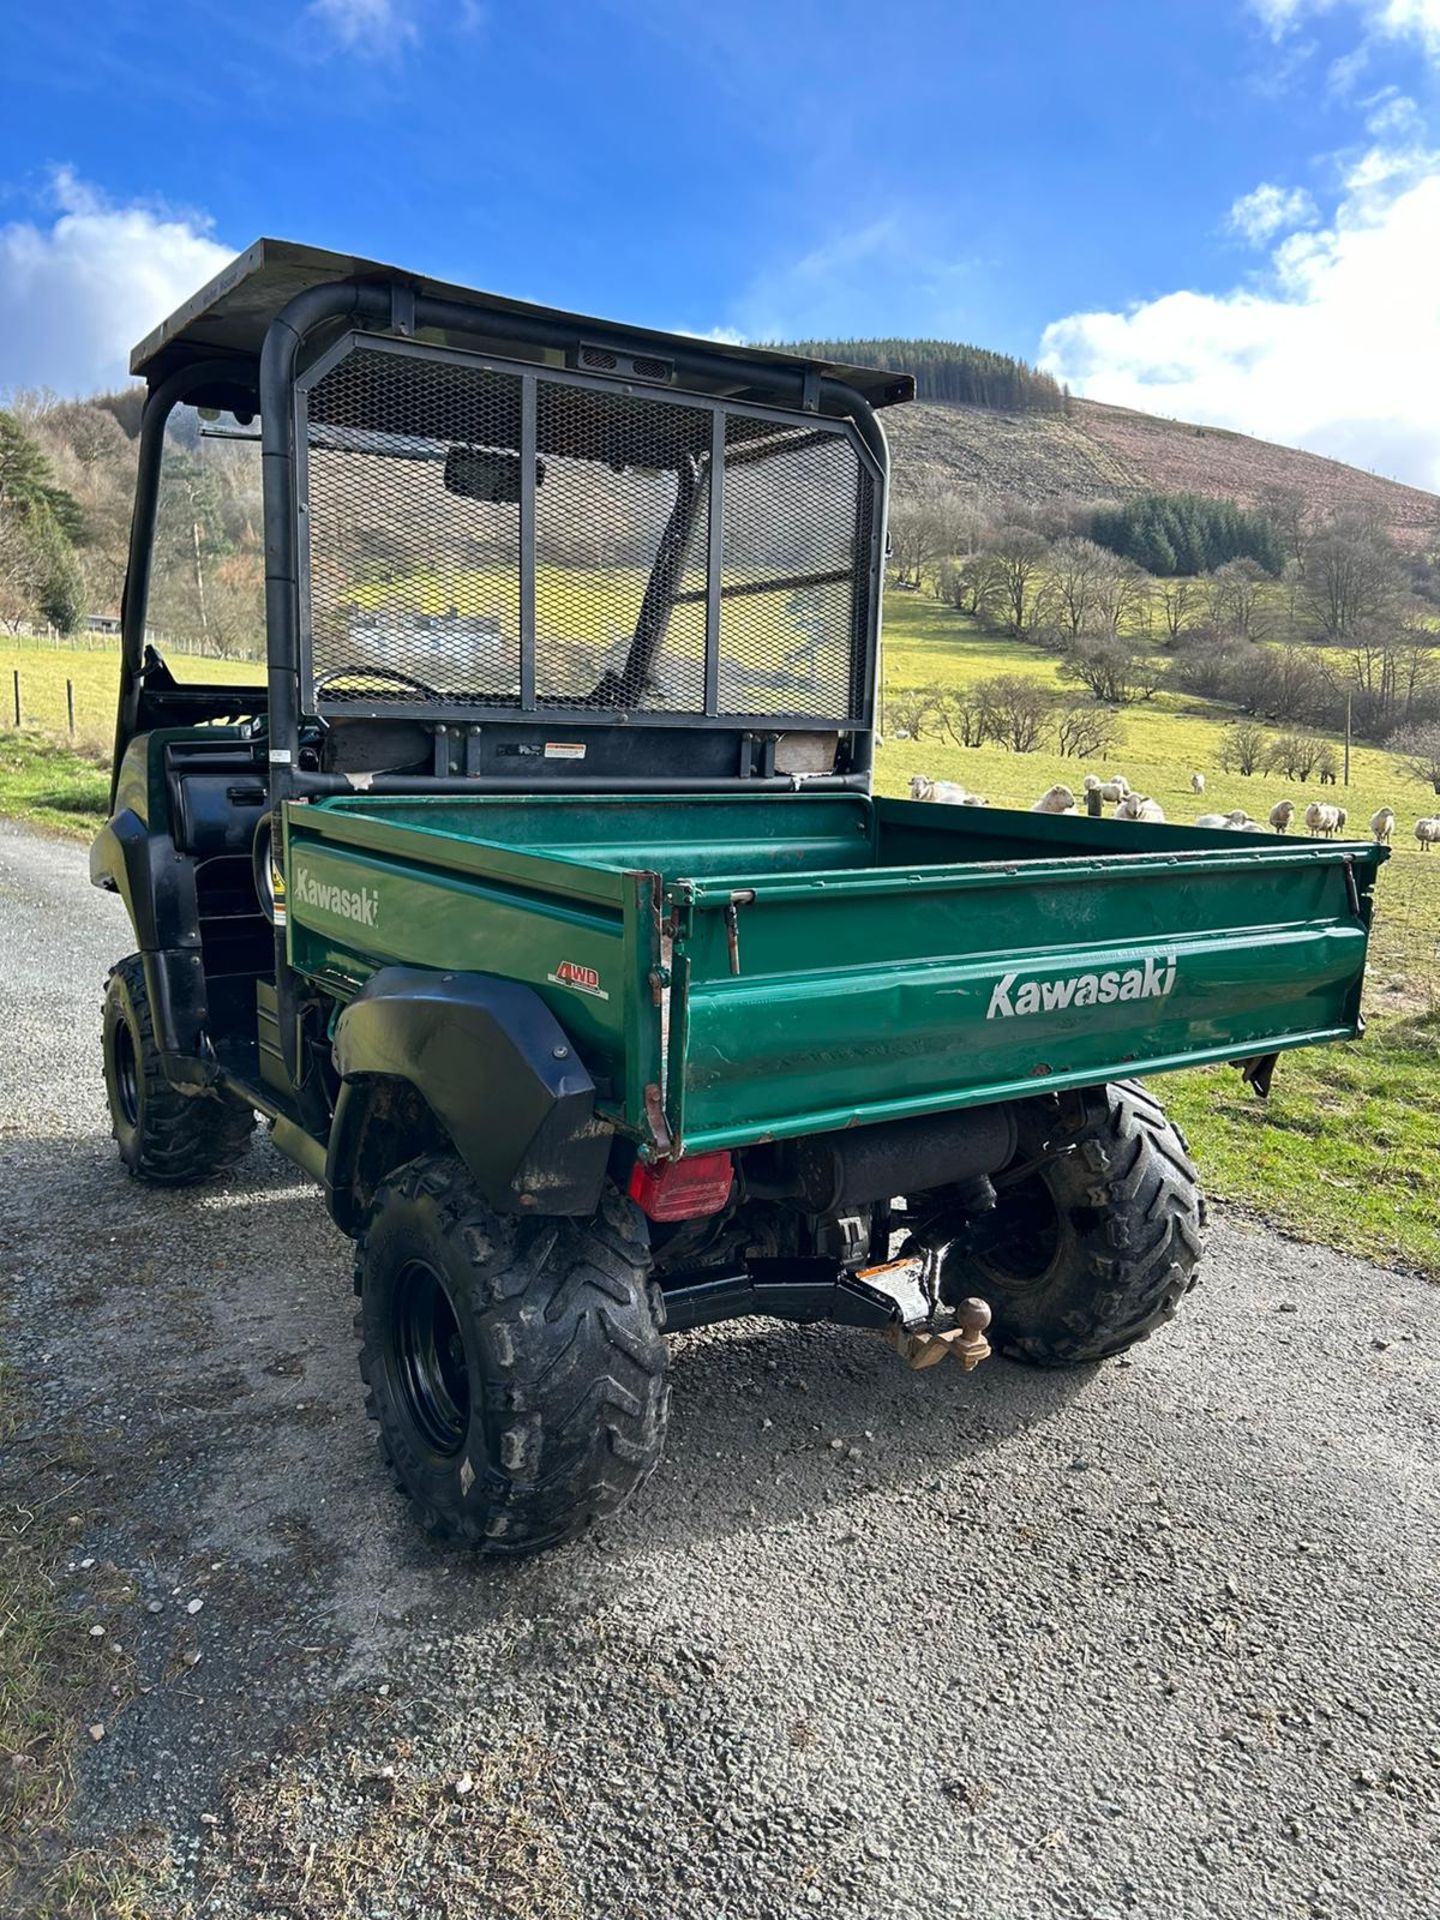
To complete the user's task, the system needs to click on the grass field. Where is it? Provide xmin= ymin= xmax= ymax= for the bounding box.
xmin=873 ymin=593 xmax=1440 ymax=1277
xmin=4 ymin=601 xmax=1440 ymax=1277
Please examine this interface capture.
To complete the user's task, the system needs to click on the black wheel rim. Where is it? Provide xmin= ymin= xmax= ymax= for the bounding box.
xmin=973 ymin=1171 xmax=1064 ymax=1288
xmin=113 ymin=1018 xmax=141 ymax=1129
xmin=393 ymin=1260 xmax=470 ymax=1456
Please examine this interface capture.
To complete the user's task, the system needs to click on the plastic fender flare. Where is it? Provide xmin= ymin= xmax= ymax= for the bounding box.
xmin=329 ymin=968 xmax=612 ymax=1224
xmin=90 ymin=808 xmax=211 ymax=1079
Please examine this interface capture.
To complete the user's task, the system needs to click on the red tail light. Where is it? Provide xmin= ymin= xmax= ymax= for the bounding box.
xmin=627 ymin=1151 xmax=733 ymax=1222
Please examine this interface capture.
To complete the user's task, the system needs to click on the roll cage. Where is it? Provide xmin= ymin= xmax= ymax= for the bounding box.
xmin=115 ymin=238 xmax=911 ymax=808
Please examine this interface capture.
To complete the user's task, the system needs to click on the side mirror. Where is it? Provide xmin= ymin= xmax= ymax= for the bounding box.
xmin=442 ymin=448 xmax=545 ymax=502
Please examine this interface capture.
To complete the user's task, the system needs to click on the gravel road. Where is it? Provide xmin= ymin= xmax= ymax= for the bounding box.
xmin=3 ymin=817 xmax=1438 ymax=1920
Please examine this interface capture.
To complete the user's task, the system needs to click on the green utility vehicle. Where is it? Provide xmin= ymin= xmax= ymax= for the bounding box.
xmin=94 ymin=241 xmax=1385 ymax=1554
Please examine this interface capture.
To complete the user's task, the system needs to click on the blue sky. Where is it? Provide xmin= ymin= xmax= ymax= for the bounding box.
xmin=4 ymin=0 xmax=1440 ymax=483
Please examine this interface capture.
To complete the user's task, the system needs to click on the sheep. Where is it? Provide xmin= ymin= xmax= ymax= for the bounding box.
xmin=1114 ymin=793 xmax=1166 ymax=823
xmin=1268 ymin=799 xmax=1296 ymax=834
xmin=1194 ymin=813 xmax=1230 ymax=829
xmin=1191 ymin=772 xmax=1206 ymax=795
xmin=1414 ymin=817 xmax=1440 ymax=852
xmin=1082 ymin=773 xmax=1131 ymax=801
xmin=1304 ymin=802 xmax=1343 ymax=838
xmin=1219 ymin=809 xmax=1259 ymax=830
xmin=909 ymin=775 xmax=974 ymax=805
xmin=1031 ymin=784 xmax=1078 ymax=815
xmin=1371 ymin=807 xmax=1396 ymax=845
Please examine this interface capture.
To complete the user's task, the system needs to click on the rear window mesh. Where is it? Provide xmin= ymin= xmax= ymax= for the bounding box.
xmin=533 ymin=383 xmax=711 ymax=712
xmin=305 ymin=348 xmax=523 ymax=707
xmin=300 ymin=339 xmax=876 ymax=720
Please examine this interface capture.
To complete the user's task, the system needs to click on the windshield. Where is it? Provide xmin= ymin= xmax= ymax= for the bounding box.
xmin=147 ymin=404 xmax=265 ymax=678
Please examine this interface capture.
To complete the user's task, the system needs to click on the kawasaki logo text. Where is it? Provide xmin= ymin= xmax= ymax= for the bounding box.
xmin=293 ymin=865 xmax=379 ymax=928
xmin=987 ymin=955 xmax=1176 ymax=1020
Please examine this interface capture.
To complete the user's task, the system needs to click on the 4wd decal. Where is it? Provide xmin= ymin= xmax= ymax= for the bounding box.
xmin=987 ymin=954 xmax=1176 ymax=1020
xmin=292 ymin=865 xmax=379 ymax=928
xmin=548 ymin=960 xmax=610 ymax=1001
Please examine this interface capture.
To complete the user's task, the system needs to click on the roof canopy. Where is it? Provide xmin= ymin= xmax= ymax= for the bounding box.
xmin=130 ymin=237 xmax=915 ymax=412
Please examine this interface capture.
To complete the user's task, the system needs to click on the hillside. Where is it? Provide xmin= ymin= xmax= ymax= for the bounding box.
xmin=885 ymin=394 xmax=1440 ymax=545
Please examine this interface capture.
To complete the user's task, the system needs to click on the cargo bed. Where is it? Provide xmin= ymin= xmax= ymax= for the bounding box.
xmin=284 ymin=793 xmax=1384 ymax=1156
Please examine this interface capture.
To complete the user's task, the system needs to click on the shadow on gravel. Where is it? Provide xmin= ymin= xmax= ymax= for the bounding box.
xmin=5 ymin=1130 xmax=1096 ymax=1581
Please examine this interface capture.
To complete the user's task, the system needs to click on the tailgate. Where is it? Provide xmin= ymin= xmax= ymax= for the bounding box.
xmin=665 ymin=837 xmax=1383 ymax=1154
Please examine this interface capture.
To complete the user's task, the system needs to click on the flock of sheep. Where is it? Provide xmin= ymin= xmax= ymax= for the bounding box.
xmin=908 ymin=771 xmax=1438 ymax=847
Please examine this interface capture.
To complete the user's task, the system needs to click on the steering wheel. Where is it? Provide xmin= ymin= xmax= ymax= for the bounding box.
xmin=314 ymin=664 xmax=442 ymax=700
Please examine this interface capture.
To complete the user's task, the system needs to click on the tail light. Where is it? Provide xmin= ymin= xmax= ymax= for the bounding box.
xmin=627 ymin=1151 xmax=733 ymax=1222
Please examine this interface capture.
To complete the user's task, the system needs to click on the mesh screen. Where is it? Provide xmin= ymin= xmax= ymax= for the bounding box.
xmin=305 ymin=346 xmax=523 ymax=705
xmin=719 ymin=417 xmax=865 ymax=717
xmin=534 ymin=382 xmax=709 ymax=711
xmin=300 ymin=340 xmax=873 ymax=720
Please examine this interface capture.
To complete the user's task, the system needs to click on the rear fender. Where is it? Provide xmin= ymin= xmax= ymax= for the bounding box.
xmin=329 ymin=968 xmax=611 ymax=1230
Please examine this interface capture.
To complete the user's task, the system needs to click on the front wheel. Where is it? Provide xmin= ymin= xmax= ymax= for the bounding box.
xmin=941 ymin=1080 xmax=1204 ymax=1366
xmin=355 ymin=1155 xmax=669 ymax=1553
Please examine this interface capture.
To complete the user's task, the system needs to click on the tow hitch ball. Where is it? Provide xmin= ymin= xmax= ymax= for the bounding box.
xmin=889 ymin=1296 xmax=993 ymax=1372
xmin=858 ymin=1249 xmax=994 ymax=1371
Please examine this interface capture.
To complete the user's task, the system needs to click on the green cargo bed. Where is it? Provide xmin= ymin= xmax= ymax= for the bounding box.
xmin=284 ymin=792 xmax=1385 ymax=1156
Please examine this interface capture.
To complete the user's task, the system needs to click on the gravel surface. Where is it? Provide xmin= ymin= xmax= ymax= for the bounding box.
xmin=2 ymin=817 xmax=1438 ymax=1919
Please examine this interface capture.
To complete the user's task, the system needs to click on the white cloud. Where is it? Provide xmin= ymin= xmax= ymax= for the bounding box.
xmin=1254 ymin=0 xmax=1440 ymax=55
xmin=1039 ymin=140 xmax=1440 ymax=489
xmin=1227 ymin=181 xmax=1320 ymax=243
xmin=0 ymin=171 xmax=234 ymax=397
xmin=1363 ymin=85 xmax=1425 ymax=135
xmin=305 ymin=0 xmax=419 ymax=56
xmin=713 ymin=219 xmax=974 ymax=343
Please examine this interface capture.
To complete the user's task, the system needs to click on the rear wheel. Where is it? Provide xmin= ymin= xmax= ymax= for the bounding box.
xmin=355 ymin=1154 xmax=669 ymax=1553
xmin=102 ymin=955 xmax=255 ymax=1184
xmin=941 ymin=1080 xmax=1204 ymax=1366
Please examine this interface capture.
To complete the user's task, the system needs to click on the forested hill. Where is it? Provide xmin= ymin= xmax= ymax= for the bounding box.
xmin=779 ymin=338 xmax=1066 ymax=412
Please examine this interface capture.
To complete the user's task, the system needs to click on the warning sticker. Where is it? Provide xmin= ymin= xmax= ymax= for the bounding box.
xmin=544 ymin=742 xmax=587 ymax=760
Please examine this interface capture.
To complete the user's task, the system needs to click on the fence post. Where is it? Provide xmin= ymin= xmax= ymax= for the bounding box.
xmin=67 ymin=679 xmax=76 ymax=737
xmin=11 ymin=669 xmax=19 ymax=728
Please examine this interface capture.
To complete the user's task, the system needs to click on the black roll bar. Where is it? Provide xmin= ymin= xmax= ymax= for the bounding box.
xmin=257 ymin=278 xmax=890 ymax=809
xmin=112 ymin=356 xmax=258 ymax=803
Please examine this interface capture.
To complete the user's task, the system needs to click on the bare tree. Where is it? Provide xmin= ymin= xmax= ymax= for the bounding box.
xmin=1390 ymin=722 xmax=1440 ymax=794
xmin=888 ymin=485 xmax=978 ymax=589
xmin=1158 ymin=578 xmax=1197 ymax=644
xmin=976 ymin=674 xmax=1052 ymax=752
xmin=986 ymin=526 xmax=1050 ymax=636
xmin=1094 ymin=559 xmax=1151 ymax=637
xmin=1206 ymin=557 xmax=1271 ymax=641
xmin=1326 ymin=614 xmax=1440 ymax=736
xmin=1042 ymin=536 xmax=1111 ymax=636
xmin=1300 ymin=513 xmax=1400 ymax=643
xmin=1058 ymin=632 xmax=1161 ymax=705
xmin=0 ymin=511 xmax=45 ymax=631
xmin=886 ymin=686 xmax=941 ymax=739
xmin=930 ymin=686 xmax=991 ymax=748
xmin=1265 ymin=731 xmax=1327 ymax=782
xmin=938 ymin=551 xmax=1007 ymax=625
xmin=1219 ymin=719 xmax=1270 ymax=776
xmin=1258 ymin=484 xmax=1310 ymax=568
xmin=1241 ymin=644 xmax=1331 ymax=724
xmin=1055 ymin=701 xmax=1125 ymax=760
